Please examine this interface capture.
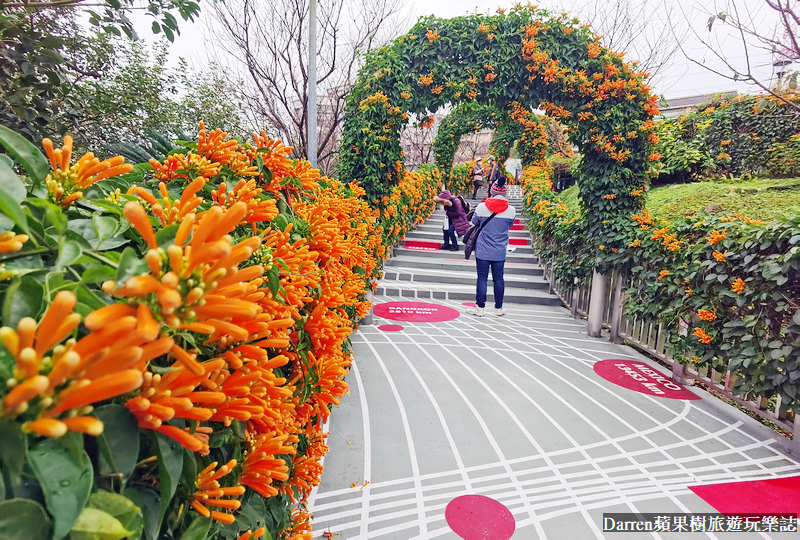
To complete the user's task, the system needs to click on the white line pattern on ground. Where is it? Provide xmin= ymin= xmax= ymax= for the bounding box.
xmin=310 ymin=296 xmax=799 ymax=539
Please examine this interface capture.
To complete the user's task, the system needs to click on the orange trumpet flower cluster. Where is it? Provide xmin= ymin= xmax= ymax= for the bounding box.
xmin=103 ymin=201 xmax=265 ymax=367
xmin=42 ymin=136 xmax=133 ymax=208
xmin=211 ymin=179 xmax=280 ymax=232
xmin=190 ymin=459 xmax=245 ymax=524
xmin=127 ymin=177 xmax=206 ymax=226
xmin=0 ymin=291 xmax=166 ymax=437
xmin=240 ymin=431 xmax=295 ymax=498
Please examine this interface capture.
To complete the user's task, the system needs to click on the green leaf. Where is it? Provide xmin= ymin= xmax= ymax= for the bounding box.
xmin=179 ymin=515 xmax=212 ymax=540
xmin=56 ymin=240 xmax=83 ymax=271
xmin=122 ymin=488 xmax=159 ymax=540
xmin=82 ymin=265 xmax=116 ymax=285
xmin=2 ymin=275 xmax=43 ymax=328
xmin=86 ymin=492 xmax=143 ymax=540
xmin=94 ymin=405 xmax=140 ymax=484
xmin=0 ymin=125 xmax=49 ymax=182
xmin=0 ymin=161 xmax=26 ymax=202
xmin=92 ymin=215 xmax=118 ymax=245
xmin=115 ymin=247 xmax=148 ymax=284
xmin=0 ymin=498 xmax=53 ymax=540
xmin=0 ymin=186 xmax=29 ymax=235
xmin=69 ymin=507 xmax=133 ymax=540
xmin=153 ymin=431 xmax=184 ymax=521
xmin=155 ymin=223 xmax=179 ymax=249
xmin=27 ymin=436 xmax=93 ymax=539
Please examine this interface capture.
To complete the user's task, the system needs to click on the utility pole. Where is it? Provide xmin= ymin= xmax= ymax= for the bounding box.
xmin=308 ymin=0 xmax=318 ymax=167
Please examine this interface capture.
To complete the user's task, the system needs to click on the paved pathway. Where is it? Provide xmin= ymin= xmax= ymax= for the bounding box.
xmin=308 ymin=201 xmax=800 ymax=539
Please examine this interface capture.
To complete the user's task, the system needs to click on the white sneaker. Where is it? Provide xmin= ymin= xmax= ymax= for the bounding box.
xmin=466 ymin=306 xmax=485 ymax=317
xmin=495 ymin=308 xmax=506 ymax=317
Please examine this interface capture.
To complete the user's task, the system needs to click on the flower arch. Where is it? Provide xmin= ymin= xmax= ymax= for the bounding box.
xmin=338 ymin=5 xmax=660 ymax=249
xmin=431 ymin=101 xmax=549 ymax=172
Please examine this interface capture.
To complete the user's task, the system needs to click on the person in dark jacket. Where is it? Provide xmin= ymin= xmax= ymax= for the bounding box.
xmin=471 ymin=161 xmax=484 ymax=199
xmin=466 ymin=177 xmax=515 ymax=317
xmin=484 ymin=156 xmax=502 ymax=194
xmin=433 ymin=190 xmax=470 ymax=251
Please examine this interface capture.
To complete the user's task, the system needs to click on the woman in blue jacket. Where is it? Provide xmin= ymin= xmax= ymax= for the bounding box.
xmin=466 ymin=177 xmax=516 ymax=317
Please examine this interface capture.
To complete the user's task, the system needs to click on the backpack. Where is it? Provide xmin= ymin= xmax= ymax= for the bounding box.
xmin=455 ymin=195 xmax=471 ymax=215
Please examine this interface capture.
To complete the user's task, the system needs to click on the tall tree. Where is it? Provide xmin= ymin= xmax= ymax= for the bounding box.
xmin=1 ymin=0 xmax=205 ymax=139
xmin=208 ymin=0 xmax=408 ymax=174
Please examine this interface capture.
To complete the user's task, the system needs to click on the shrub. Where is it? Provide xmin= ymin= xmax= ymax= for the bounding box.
xmin=0 ymin=122 xmax=434 ymax=539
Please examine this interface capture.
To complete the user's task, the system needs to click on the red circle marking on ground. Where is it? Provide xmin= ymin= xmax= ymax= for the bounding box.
xmin=373 ymin=301 xmax=461 ymax=323
xmin=593 ymin=359 xmax=700 ymax=400
xmin=445 ymin=495 xmax=515 ymax=540
xmin=462 ymin=302 xmax=476 ymax=307
xmin=377 ymin=324 xmax=404 ymax=332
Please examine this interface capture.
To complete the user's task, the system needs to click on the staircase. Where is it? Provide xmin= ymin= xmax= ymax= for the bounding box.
xmin=378 ymin=192 xmax=561 ymax=306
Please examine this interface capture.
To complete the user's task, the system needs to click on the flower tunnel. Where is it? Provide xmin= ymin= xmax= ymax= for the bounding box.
xmin=338 ymin=5 xmax=661 ymax=252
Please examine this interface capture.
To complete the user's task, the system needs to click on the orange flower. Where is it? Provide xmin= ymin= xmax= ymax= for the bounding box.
xmin=658 ymin=270 xmax=669 ymax=280
xmin=42 ymin=136 xmax=133 ymax=208
xmin=0 ymin=232 xmax=28 ymax=254
xmin=712 ymin=250 xmax=727 ymax=262
xmin=629 ymin=238 xmax=641 ymax=247
xmin=477 ymin=22 xmax=490 ymax=33
xmin=731 ymin=278 xmax=745 ymax=294
xmin=603 ymin=194 xmax=617 ymax=199
xmin=485 ymin=72 xmax=498 ymax=82
xmin=240 ymin=432 xmax=294 ymax=498
xmin=697 ymin=309 xmax=717 ymax=322
xmin=425 ymin=28 xmax=440 ymax=42
xmin=103 ymin=201 xmax=265 ymax=362
xmin=280 ymin=508 xmax=313 ymax=540
xmin=693 ymin=327 xmax=712 ymax=344
xmin=707 ymin=230 xmax=726 ymax=244
xmin=400 ymin=91 xmax=411 ymax=99
xmin=238 ymin=529 xmax=266 ymax=540
xmin=149 ymin=153 xmax=220 ymax=183
xmin=431 ymin=85 xmax=443 ymax=95
xmin=685 ymin=288 xmax=693 ymax=296
xmin=419 ymin=73 xmax=433 ymax=86
xmin=190 ymin=459 xmax=245 ymax=524
xmin=588 ymin=42 xmax=601 ymax=59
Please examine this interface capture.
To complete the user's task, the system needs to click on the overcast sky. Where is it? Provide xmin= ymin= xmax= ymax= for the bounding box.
xmin=167 ymin=0 xmax=784 ymax=100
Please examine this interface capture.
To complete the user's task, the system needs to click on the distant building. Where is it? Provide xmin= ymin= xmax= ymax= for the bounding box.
xmin=658 ymin=91 xmax=737 ymax=118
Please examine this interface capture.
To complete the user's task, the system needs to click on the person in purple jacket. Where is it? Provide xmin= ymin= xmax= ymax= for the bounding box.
xmin=433 ymin=190 xmax=470 ymax=251
xmin=466 ymin=176 xmax=516 ymax=317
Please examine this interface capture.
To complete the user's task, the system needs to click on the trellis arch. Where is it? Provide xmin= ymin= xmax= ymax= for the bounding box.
xmin=338 ymin=5 xmax=660 ymax=249
xmin=431 ymin=102 xmax=550 ymax=172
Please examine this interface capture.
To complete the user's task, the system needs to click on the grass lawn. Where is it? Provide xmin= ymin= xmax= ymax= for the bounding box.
xmin=646 ymin=177 xmax=800 ymax=223
xmin=554 ymin=178 xmax=800 ymax=223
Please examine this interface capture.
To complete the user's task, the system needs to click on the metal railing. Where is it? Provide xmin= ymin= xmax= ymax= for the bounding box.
xmin=543 ymin=263 xmax=799 ymax=451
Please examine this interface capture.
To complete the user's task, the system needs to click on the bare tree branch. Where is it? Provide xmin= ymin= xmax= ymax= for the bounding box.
xmin=672 ymin=0 xmax=800 ymax=110
xmin=206 ymin=0 xmax=410 ymax=174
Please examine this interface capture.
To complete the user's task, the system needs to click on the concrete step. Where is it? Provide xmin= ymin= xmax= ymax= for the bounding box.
xmin=409 ymin=224 xmax=530 ymax=237
xmin=375 ymin=280 xmax=561 ymax=306
xmin=383 ymin=266 xmax=549 ymax=290
xmin=400 ymin=239 xmax=536 ymax=255
xmin=392 ymin=246 xmax=539 ymax=264
xmin=384 ymin=254 xmax=544 ymax=276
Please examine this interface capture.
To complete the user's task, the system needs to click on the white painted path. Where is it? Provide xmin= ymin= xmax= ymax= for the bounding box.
xmin=308 ymin=296 xmax=800 ymax=539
